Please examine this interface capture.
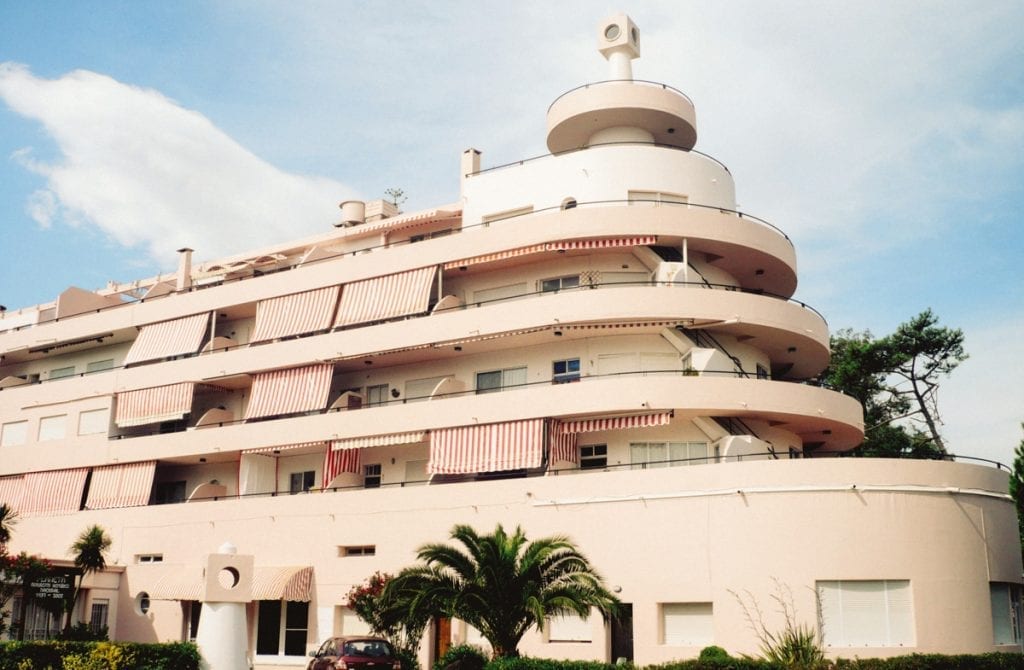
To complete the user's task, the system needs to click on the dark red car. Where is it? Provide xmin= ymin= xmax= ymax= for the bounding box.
xmin=307 ymin=636 xmax=402 ymax=670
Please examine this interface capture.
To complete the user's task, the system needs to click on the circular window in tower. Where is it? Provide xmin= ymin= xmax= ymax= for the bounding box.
xmin=604 ymin=24 xmax=621 ymax=40
xmin=135 ymin=591 xmax=151 ymax=616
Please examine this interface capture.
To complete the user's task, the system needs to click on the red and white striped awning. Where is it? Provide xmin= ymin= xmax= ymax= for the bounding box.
xmin=250 ymin=286 xmax=340 ymax=343
xmin=124 ymin=313 xmax=209 ymax=366
xmin=442 ymin=236 xmax=658 ymax=270
xmin=115 ymin=382 xmax=196 ymax=427
xmin=254 ymin=566 xmax=314 ymax=601
xmin=342 ymin=208 xmax=462 ymax=237
xmin=429 ymin=419 xmax=544 ymax=475
xmin=334 ymin=267 xmax=437 ymax=328
xmin=84 ymin=461 xmax=156 ymax=510
xmin=0 ymin=476 xmax=25 ymax=510
xmin=549 ymin=423 xmax=579 ymax=465
xmin=323 ymin=448 xmax=360 ymax=488
xmin=546 ymin=236 xmax=658 ymax=251
xmin=330 ymin=431 xmax=426 ymax=451
xmin=244 ymin=364 xmax=333 ymax=420
xmin=557 ymin=411 xmax=673 ymax=434
xmin=20 ymin=469 xmax=88 ymax=516
xmin=242 ymin=441 xmax=327 ymax=456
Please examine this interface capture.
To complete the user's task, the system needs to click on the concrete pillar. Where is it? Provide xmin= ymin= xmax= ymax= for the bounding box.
xmin=196 ymin=542 xmax=253 ymax=670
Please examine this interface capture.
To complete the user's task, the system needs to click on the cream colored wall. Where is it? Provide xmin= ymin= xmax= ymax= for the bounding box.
xmin=462 ymin=145 xmax=736 ymax=224
xmin=4 ymin=459 xmax=1018 ymax=662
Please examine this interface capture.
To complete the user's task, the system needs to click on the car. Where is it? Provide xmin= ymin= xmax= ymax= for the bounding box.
xmin=307 ymin=636 xmax=402 ymax=670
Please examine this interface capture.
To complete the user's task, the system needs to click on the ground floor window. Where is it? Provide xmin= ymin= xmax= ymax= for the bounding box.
xmin=661 ymin=602 xmax=713 ymax=646
xmin=89 ymin=599 xmax=109 ymax=635
xmin=990 ymin=583 xmax=1023 ymax=646
xmin=547 ymin=613 xmax=592 ymax=642
xmin=817 ymin=580 xmax=913 ymax=647
xmin=256 ymin=600 xmax=309 ymax=656
xmin=9 ymin=597 xmax=62 ymax=640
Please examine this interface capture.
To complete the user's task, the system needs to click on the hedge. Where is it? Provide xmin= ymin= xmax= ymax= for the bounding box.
xmin=484 ymin=655 xmax=1024 ymax=670
xmin=0 ymin=641 xmax=200 ymax=670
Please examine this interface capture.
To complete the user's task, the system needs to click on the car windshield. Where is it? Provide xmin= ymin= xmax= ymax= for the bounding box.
xmin=343 ymin=640 xmax=394 ymax=657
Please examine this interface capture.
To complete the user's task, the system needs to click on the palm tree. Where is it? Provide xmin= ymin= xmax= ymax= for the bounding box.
xmin=65 ymin=524 xmax=112 ymax=632
xmin=0 ymin=503 xmax=18 ymax=548
xmin=383 ymin=524 xmax=619 ymax=658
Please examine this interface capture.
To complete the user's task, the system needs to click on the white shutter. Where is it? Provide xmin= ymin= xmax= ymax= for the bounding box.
xmin=473 ymin=283 xmax=528 ymax=303
xmin=78 ymin=409 xmax=109 ymax=436
xmin=640 ymin=352 xmax=679 ymax=372
xmin=885 ymin=580 xmax=914 ymax=646
xmin=0 ymin=421 xmax=28 ymax=447
xmin=38 ymin=415 xmax=67 ymax=442
xmin=662 ymin=603 xmax=713 ymax=646
xmin=340 ymin=607 xmax=371 ymax=635
xmin=597 ymin=353 xmax=637 ymax=375
xmin=548 ymin=613 xmax=592 ymax=642
xmin=503 ymin=367 xmax=527 ymax=387
xmin=818 ymin=580 xmax=913 ymax=647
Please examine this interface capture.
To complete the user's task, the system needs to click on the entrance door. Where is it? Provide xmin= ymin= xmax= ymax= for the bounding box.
xmin=611 ymin=603 xmax=633 ymax=663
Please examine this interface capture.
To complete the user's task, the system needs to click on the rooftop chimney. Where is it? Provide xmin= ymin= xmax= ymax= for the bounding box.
xmin=176 ymin=248 xmax=193 ymax=291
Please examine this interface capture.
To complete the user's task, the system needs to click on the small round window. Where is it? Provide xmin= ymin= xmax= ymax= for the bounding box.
xmin=135 ymin=592 xmax=151 ymax=615
xmin=604 ymin=24 xmax=620 ymax=40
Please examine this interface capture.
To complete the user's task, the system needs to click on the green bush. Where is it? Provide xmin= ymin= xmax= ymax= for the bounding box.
xmin=487 ymin=658 xmax=615 ymax=670
xmin=0 ymin=641 xmax=199 ymax=670
xmin=698 ymin=647 xmax=731 ymax=662
xmin=435 ymin=644 xmax=489 ymax=670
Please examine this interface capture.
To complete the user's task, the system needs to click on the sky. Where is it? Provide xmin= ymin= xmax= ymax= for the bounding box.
xmin=0 ymin=1 xmax=1021 ymax=465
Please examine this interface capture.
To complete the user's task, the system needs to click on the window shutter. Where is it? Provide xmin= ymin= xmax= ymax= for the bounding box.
xmin=662 ymin=603 xmax=713 ymax=646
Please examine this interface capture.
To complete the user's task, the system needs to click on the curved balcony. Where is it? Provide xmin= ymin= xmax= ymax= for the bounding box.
xmin=547 ymin=80 xmax=697 ymax=153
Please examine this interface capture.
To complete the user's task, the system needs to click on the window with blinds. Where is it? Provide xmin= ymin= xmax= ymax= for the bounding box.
xmin=38 ymin=414 xmax=67 ymax=442
xmin=817 ymin=580 xmax=914 ymax=647
xmin=661 ymin=603 xmax=713 ymax=646
xmin=548 ymin=613 xmax=592 ymax=642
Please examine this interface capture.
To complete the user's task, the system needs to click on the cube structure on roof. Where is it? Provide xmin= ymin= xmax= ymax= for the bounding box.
xmin=0 ymin=13 xmax=1019 ymax=667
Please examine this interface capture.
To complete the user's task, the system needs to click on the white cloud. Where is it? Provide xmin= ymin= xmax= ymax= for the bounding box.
xmin=0 ymin=62 xmax=354 ymax=268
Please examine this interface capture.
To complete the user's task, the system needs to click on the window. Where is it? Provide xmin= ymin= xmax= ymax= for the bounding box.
xmin=817 ymin=580 xmax=914 ymax=647
xmin=86 ymin=359 xmax=114 ymax=374
xmin=256 ymin=600 xmax=309 ymax=657
xmin=473 ymin=282 xmax=528 ymax=304
xmin=1 ymin=421 xmax=28 ymax=447
xmin=410 ymin=229 xmax=452 ymax=243
xmin=38 ymin=415 xmax=67 ymax=442
xmin=405 ymin=376 xmax=450 ymax=402
xmin=340 ymin=606 xmax=372 ymax=635
xmin=404 ymin=459 xmax=428 ymax=485
xmin=339 ymin=545 xmax=376 ymax=557
xmin=580 ymin=445 xmax=607 ymax=470
xmin=78 ymin=409 xmax=109 ymax=436
xmin=631 ymin=442 xmax=709 ymax=468
xmin=553 ymin=358 xmax=581 ymax=384
xmin=152 ymin=481 xmax=186 ymax=505
xmin=136 ymin=554 xmax=164 ymax=563
xmin=481 ymin=205 xmax=533 ymax=223
xmin=540 ymin=275 xmax=580 ymax=292
xmin=49 ymin=365 xmax=75 ymax=380
xmin=89 ymin=599 xmax=109 ymax=635
xmin=363 ymin=464 xmax=382 ymax=489
xmin=366 ymin=384 xmax=389 ymax=407
xmin=756 ymin=363 xmax=769 ymax=380
xmin=289 ymin=471 xmax=315 ymax=494
xmin=628 ymin=190 xmax=688 ymax=206
xmin=662 ymin=603 xmax=713 ymax=646
xmin=991 ymin=583 xmax=1022 ymax=646
xmin=548 ymin=613 xmax=591 ymax=642
xmin=476 ymin=367 xmax=527 ymax=394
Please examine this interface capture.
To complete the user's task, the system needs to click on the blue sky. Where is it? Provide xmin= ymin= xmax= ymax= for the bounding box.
xmin=1 ymin=1 xmax=1022 ymax=465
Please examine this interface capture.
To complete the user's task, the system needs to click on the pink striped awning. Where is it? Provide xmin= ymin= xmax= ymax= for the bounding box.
xmin=115 ymin=382 xmax=196 ymax=428
xmin=243 ymin=441 xmax=327 ymax=456
xmin=323 ymin=448 xmax=361 ymax=487
xmin=443 ymin=236 xmax=658 ymax=270
xmin=124 ymin=313 xmax=209 ymax=366
xmin=20 ymin=469 xmax=88 ymax=516
xmin=549 ymin=423 xmax=579 ymax=464
xmin=546 ymin=236 xmax=658 ymax=251
xmin=429 ymin=419 xmax=544 ymax=475
xmin=0 ymin=476 xmax=25 ymax=510
xmin=330 ymin=431 xmax=426 ymax=451
xmin=254 ymin=566 xmax=314 ymax=601
xmin=343 ymin=208 xmax=462 ymax=237
xmin=250 ymin=286 xmax=340 ymax=343
xmin=334 ymin=267 xmax=437 ymax=328
xmin=244 ymin=364 xmax=333 ymax=420
xmin=85 ymin=461 xmax=156 ymax=510
xmin=558 ymin=411 xmax=673 ymax=434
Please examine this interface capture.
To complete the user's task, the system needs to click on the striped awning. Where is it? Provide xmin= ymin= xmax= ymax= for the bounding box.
xmin=124 ymin=313 xmax=209 ymax=366
xmin=254 ymin=566 xmax=314 ymax=601
xmin=558 ymin=411 xmax=673 ymax=434
xmin=443 ymin=236 xmax=658 ymax=270
xmin=20 ymin=469 xmax=88 ymax=516
xmin=0 ymin=476 xmax=25 ymax=510
xmin=323 ymin=448 xmax=361 ymax=488
xmin=135 ymin=564 xmax=313 ymax=602
xmin=244 ymin=364 xmax=333 ymax=420
xmin=85 ymin=461 xmax=156 ymax=510
xmin=330 ymin=431 xmax=426 ymax=451
xmin=549 ymin=422 xmax=579 ymax=464
xmin=429 ymin=419 xmax=544 ymax=475
xmin=334 ymin=267 xmax=437 ymax=328
xmin=250 ymin=286 xmax=340 ymax=343
xmin=243 ymin=441 xmax=328 ymax=456
xmin=343 ymin=208 xmax=461 ymax=237
xmin=115 ymin=382 xmax=196 ymax=427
